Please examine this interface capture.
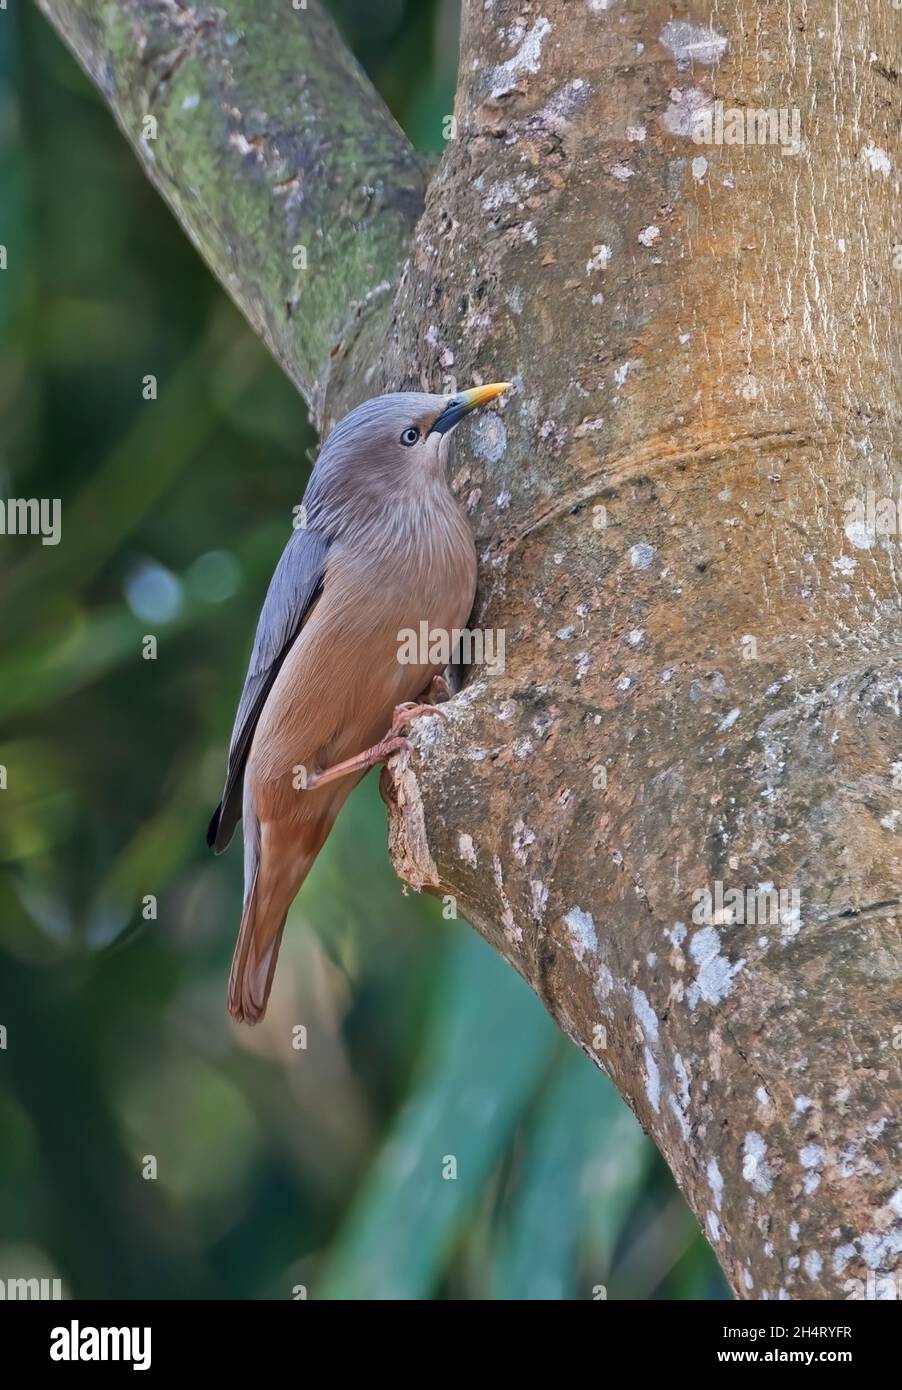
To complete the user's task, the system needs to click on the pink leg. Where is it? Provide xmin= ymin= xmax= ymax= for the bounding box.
xmin=304 ymin=697 xmax=447 ymax=792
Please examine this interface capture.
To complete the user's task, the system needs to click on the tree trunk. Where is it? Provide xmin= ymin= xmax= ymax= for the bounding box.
xmin=38 ymin=0 xmax=902 ymax=1299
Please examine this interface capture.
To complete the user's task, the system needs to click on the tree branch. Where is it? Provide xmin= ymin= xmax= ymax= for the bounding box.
xmin=36 ymin=0 xmax=430 ymax=424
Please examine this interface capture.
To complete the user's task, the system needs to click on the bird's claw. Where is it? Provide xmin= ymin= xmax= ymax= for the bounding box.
xmin=389 ymin=700 xmax=447 ymax=739
xmin=378 ymin=732 xmax=412 ymax=760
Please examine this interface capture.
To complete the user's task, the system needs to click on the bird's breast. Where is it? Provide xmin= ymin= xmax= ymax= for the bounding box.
xmin=250 ymin=493 xmax=477 ymax=787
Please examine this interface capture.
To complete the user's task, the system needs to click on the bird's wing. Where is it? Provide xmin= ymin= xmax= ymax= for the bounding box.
xmin=207 ymin=525 xmax=330 ymax=852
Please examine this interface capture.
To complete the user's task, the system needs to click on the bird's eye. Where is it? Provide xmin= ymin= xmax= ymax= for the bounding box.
xmin=400 ymin=426 xmax=420 ymax=447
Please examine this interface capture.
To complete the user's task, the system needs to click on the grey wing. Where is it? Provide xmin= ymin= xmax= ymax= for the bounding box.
xmin=207 ymin=525 xmax=329 ymax=852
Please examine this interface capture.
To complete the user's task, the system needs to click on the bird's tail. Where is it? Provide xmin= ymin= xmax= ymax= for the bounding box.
xmin=227 ymin=881 xmax=288 ymax=1025
xmin=228 ymin=807 xmax=331 ymax=1025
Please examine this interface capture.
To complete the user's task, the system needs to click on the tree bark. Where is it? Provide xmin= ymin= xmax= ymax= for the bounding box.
xmin=39 ymin=0 xmax=902 ymax=1299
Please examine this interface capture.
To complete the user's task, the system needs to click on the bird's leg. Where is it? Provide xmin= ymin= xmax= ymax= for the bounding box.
xmin=304 ymin=697 xmax=447 ymax=792
xmin=302 ymin=736 xmax=409 ymax=791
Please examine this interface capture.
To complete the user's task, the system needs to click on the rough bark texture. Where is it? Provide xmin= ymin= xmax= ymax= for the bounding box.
xmin=39 ymin=0 xmax=902 ymax=1299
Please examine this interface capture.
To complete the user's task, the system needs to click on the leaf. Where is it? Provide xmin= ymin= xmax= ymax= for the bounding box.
xmin=316 ymin=928 xmax=557 ymax=1299
xmin=490 ymin=1046 xmax=652 ymax=1300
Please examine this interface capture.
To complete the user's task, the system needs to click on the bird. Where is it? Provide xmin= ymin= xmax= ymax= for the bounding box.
xmin=207 ymin=383 xmax=511 ymax=1023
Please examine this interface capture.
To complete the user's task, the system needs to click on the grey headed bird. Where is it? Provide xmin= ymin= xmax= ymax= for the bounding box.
xmin=208 ymin=383 xmax=511 ymax=1023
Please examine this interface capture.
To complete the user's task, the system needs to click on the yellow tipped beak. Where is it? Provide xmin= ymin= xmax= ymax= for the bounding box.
xmin=430 ymin=381 xmax=512 ymax=435
xmin=459 ymin=382 xmax=512 ymax=409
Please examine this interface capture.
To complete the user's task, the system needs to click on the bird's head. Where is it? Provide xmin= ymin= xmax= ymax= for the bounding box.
xmin=392 ymin=383 xmax=513 ymax=458
xmin=316 ymin=384 xmax=512 ymax=494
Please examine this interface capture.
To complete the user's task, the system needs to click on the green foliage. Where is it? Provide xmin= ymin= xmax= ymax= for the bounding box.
xmin=0 ymin=0 xmax=729 ymax=1300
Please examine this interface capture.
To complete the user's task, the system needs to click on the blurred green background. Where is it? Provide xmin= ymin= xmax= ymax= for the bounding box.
xmin=0 ymin=0 xmax=728 ymax=1299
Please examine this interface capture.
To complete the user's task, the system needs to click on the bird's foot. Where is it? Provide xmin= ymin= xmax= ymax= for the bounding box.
xmin=378 ymin=691 xmax=449 ymax=806
xmin=388 ymin=698 xmax=447 ymax=739
xmin=303 ymin=702 xmax=445 ymax=793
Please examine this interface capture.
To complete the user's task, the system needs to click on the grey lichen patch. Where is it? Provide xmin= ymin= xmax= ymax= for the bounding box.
xmin=528 ymin=79 xmax=592 ymax=137
xmin=471 ymin=412 xmax=508 ymax=465
xmin=530 ymin=879 xmax=549 ymax=919
xmin=858 ymin=142 xmax=893 ymax=177
xmin=659 ymin=21 xmax=728 ymax=69
xmin=631 ymin=985 xmax=662 ymax=1115
xmin=631 ymin=985 xmax=660 ymax=1045
xmin=488 ymin=15 xmax=552 ymax=99
xmin=593 ymin=963 xmax=614 ymax=1002
xmin=662 ymin=86 xmax=712 ymax=138
xmin=458 ymin=832 xmax=478 ymax=867
xmin=707 ymin=1156 xmax=724 ymax=1209
xmin=799 ymin=1143 xmax=825 ymax=1195
xmin=586 ymin=243 xmax=613 ymax=273
xmin=644 ymin=1047 xmax=661 ymax=1113
xmin=859 ymin=1226 xmax=902 ymax=1271
xmin=564 ymin=906 xmax=598 ymax=962
xmin=686 ymin=926 xmax=745 ymax=1009
xmin=629 ymin=541 xmax=656 ymax=569
xmin=493 ymin=855 xmax=522 ymax=945
xmin=673 ymin=1053 xmax=691 ymax=1110
xmin=742 ymin=1132 xmax=774 ymax=1195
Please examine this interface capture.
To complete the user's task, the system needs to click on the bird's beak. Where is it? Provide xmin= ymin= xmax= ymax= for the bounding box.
xmin=428 ymin=382 xmax=512 ymax=436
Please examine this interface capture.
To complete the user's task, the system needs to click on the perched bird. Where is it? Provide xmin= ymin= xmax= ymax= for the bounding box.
xmin=208 ymin=383 xmax=511 ymax=1023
